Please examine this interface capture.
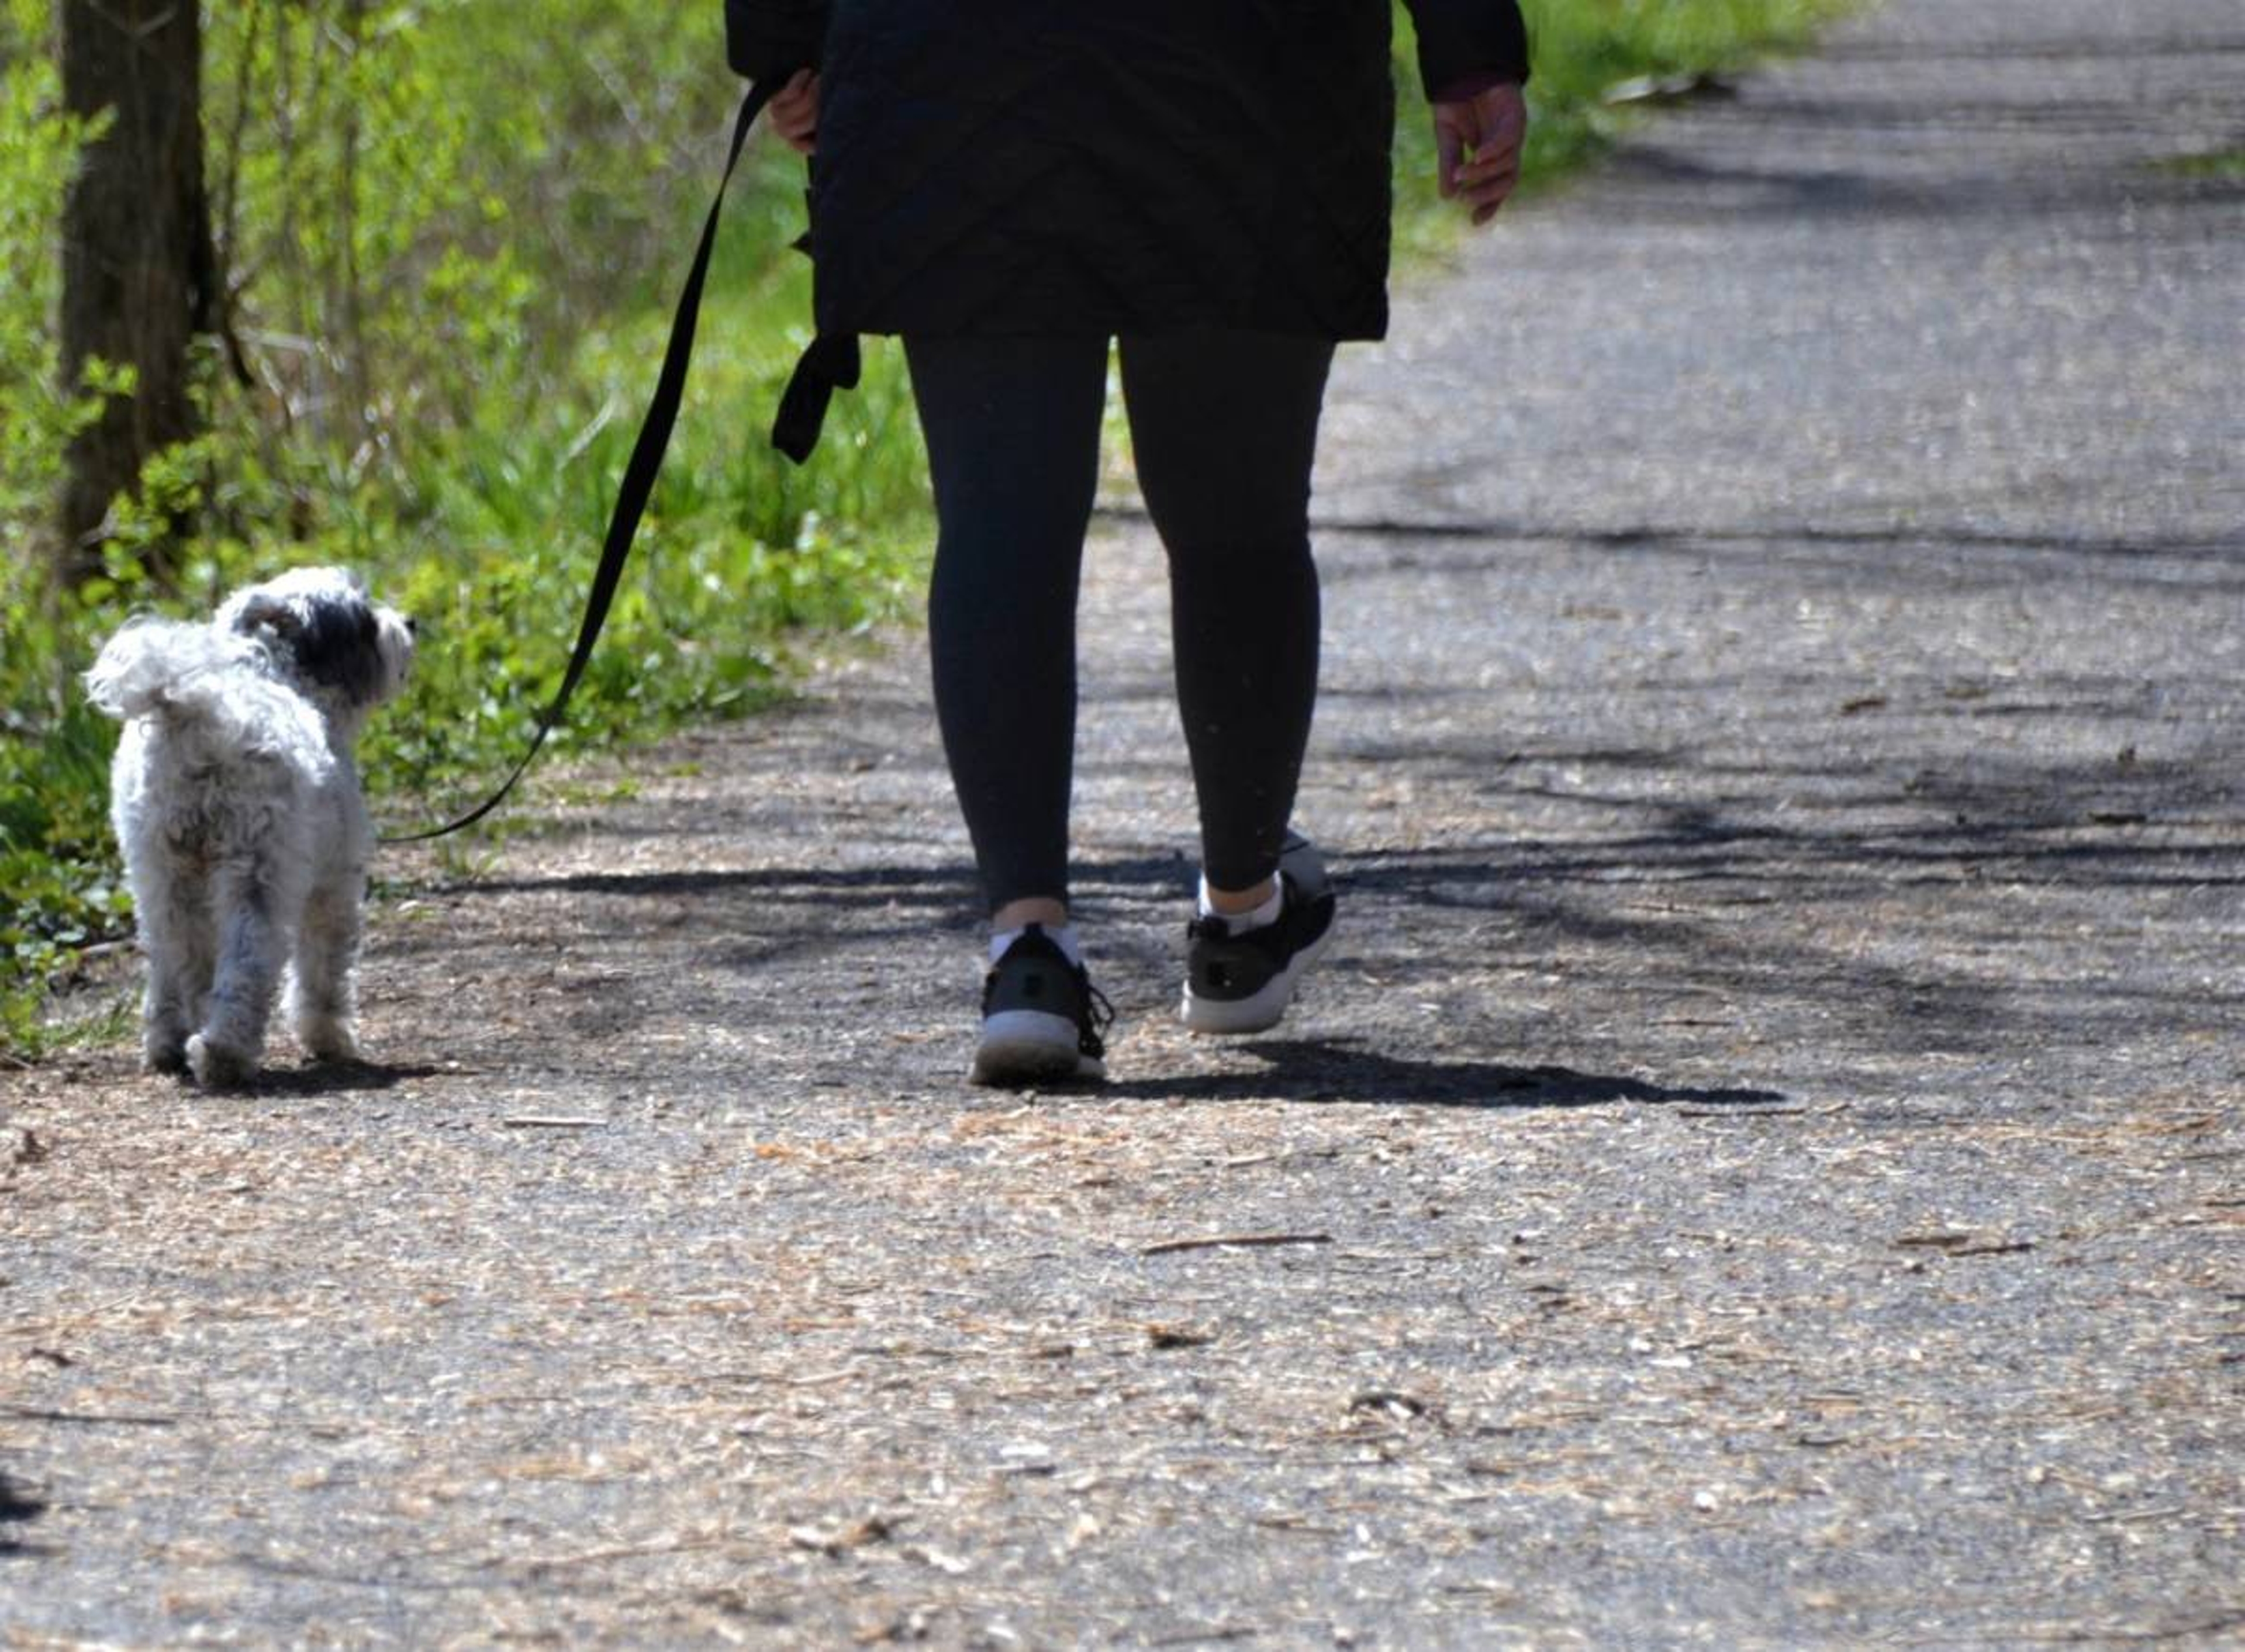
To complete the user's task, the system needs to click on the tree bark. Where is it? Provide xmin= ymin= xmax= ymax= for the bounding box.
xmin=57 ymin=0 xmax=214 ymax=582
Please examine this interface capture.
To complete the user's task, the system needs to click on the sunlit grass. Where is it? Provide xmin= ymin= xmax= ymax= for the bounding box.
xmin=2154 ymin=147 xmax=2245 ymax=181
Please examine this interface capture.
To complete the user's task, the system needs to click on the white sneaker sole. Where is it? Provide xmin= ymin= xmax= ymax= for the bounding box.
xmin=1179 ymin=924 xmax=1334 ymax=1036
xmin=972 ymin=1009 xmax=1104 ymax=1086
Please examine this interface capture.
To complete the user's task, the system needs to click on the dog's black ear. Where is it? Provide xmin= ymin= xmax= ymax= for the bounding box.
xmin=292 ymin=596 xmax=385 ymax=703
xmin=233 ymin=593 xmax=303 ymax=640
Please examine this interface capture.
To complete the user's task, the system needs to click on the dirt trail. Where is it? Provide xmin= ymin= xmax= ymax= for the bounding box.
xmin=6 ymin=0 xmax=2243 ymax=1642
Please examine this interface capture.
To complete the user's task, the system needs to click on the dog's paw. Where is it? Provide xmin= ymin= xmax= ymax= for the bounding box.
xmin=185 ymin=1034 xmax=260 ymax=1090
xmin=298 ymin=1017 xmax=360 ymax=1065
xmin=144 ymin=1036 xmax=191 ymax=1076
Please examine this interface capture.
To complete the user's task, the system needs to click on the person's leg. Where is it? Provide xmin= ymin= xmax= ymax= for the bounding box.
xmin=904 ymin=333 xmax=1110 ymax=927
xmin=1118 ymin=329 xmax=1334 ymax=908
xmin=904 ymin=333 xmax=1115 ymax=1083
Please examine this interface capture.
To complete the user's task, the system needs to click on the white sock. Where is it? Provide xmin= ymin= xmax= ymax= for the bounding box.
xmin=1198 ymin=874 xmax=1283 ymax=932
xmin=990 ymin=922 xmax=1082 ymax=967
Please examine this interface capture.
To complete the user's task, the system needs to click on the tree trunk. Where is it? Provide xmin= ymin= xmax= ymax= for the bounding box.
xmin=57 ymin=0 xmax=214 ymax=583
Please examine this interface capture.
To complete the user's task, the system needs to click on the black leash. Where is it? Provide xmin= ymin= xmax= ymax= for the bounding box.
xmin=384 ymin=80 xmax=782 ymax=845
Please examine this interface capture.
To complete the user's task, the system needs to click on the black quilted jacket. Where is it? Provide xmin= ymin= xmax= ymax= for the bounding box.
xmin=726 ymin=1 xmax=1529 ymax=342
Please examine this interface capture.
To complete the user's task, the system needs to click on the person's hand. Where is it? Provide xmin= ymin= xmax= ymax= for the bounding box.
xmin=1433 ymin=81 xmax=1527 ymax=225
xmin=771 ymin=68 xmax=820 ymax=155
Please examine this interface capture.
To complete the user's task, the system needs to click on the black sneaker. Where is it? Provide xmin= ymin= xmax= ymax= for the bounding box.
xmin=1180 ymin=832 xmax=1337 ymax=1035
xmin=972 ymin=924 xmax=1115 ymax=1087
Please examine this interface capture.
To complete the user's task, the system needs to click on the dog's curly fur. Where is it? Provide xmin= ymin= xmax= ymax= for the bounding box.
xmin=85 ymin=568 xmax=415 ymax=1087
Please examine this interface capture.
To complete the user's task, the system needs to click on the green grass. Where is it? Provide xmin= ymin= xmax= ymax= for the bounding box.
xmin=2154 ymin=147 xmax=2245 ymax=181
xmin=0 ymin=0 xmax=1855 ymax=1057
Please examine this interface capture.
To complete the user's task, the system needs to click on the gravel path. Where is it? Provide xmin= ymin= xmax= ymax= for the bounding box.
xmin=6 ymin=0 xmax=2241 ymax=1643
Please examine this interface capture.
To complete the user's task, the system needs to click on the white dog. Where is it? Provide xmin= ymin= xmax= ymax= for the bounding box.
xmin=85 ymin=568 xmax=415 ymax=1086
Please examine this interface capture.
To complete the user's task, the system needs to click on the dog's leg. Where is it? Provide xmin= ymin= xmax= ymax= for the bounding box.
xmin=128 ymin=848 xmax=209 ymax=1075
xmin=289 ymin=870 xmax=364 ymax=1063
xmin=138 ymin=913 xmax=196 ymax=1074
xmin=187 ymin=857 xmax=296 ymax=1088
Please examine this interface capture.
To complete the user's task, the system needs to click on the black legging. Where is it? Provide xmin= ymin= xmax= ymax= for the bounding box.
xmin=906 ymin=330 xmax=1334 ymax=914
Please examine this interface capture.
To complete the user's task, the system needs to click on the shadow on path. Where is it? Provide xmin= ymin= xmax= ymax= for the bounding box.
xmin=227 ymin=1059 xmax=451 ymax=1100
xmin=1106 ymin=1038 xmax=1785 ymax=1110
xmin=1097 ymin=502 xmax=2245 ymax=579
xmin=0 ymin=1473 xmax=47 ymax=1559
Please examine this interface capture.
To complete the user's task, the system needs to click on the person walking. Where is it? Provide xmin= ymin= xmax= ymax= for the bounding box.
xmin=726 ymin=1 xmax=1530 ymax=1085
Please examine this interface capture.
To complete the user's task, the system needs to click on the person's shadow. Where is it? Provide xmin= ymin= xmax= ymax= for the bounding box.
xmin=1104 ymin=1037 xmax=1787 ymax=1108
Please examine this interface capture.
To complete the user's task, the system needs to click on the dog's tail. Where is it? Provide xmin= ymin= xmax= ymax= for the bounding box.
xmin=85 ymin=620 xmax=333 ymax=775
xmin=85 ymin=620 xmax=247 ymax=721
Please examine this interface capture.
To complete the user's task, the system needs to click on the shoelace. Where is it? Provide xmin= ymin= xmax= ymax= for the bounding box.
xmin=1075 ymin=972 xmax=1117 ymax=1059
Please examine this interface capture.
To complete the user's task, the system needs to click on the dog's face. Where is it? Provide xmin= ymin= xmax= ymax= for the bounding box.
xmin=216 ymin=567 xmax=415 ymax=711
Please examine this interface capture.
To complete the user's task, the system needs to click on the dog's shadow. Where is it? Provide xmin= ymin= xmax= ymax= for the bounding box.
xmin=1105 ymin=1037 xmax=1787 ymax=1109
xmin=215 ymin=1058 xmax=447 ymax=1098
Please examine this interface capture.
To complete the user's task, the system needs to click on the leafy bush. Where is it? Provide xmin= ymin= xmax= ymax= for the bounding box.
xmin=0 ymin=0 xmax=126 ymax=1053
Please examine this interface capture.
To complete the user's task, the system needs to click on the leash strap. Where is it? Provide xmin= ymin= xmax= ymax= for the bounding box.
xmin=385 ymin=80 xmax=776 ymax=844
xmin=773 ymin=330 xmax=861 ymax=464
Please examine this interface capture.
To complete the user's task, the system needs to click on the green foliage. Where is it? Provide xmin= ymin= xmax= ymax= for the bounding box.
xmin=2155 ymin=146 xmax=2245 ymax=181
xmin=0 ymin=558 xmax=139 ymax=1057
xmin=0 ymin=0 xmax=101 ymax=542
xmin=0 ymin=0 xmax=122 ymax=1052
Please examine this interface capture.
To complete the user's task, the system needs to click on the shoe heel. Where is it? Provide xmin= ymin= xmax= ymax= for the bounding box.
xmin=1180 ymin=924 xmax=1332 ymax=1037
